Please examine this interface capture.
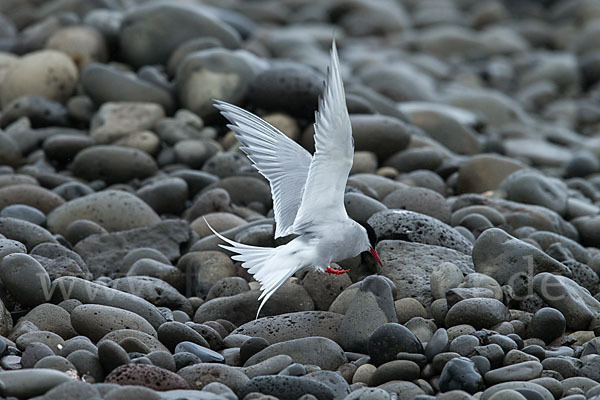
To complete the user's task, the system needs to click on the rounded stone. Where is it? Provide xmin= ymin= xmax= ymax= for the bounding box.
xmin=176 ymin=49 xmax=254 ymax=119
xmin=97 ymin=340 xmax=129 ymax=374
xmin=0 ymin=204 xmax=45 ymax=226
xmin=205 ymin=176 xmax=272 ymax=209
xmin=20 ymin=303 xmax=77 ymax=339
xmin=430 ymin=263 xmax=464 ymax=300
xmin=302 ymin=269 xmax=352 ymax=311
xmin=43 ymin=133 xmax=95 ymax=164
xmin=45 ymin=26 xmax=108 ymax=67
xmin=244 ymin=337 xmax=346 ymax=371
xmin=247 ymin=65 xmax=323 ymax=118
xmin=71 ymin=304 xmax=157 ymax=342
xmin=81 ymin=64 xmax=173 ymax=112
xmin=64 ymin=219 xmax=107 ymax=245
xmin=339 ymin=276 xmax=398 ymax=352
xmin=439 ymin=356 xmax=484 ymax=394
xmin=47 ymin=190 xmax=160 ymax=235
xmin=127 ymin=258 xmax=185 ymax=292
xmin=66 ymin=349 xmax=104 ymax=382
xmin=33 ymin=355 xmax=76 ymax=373
xmin=238 ymin=375 xmax=335 ymax=400
xmin=110 ymin=276 xmax=192 ymax=315
xmin=527 ymin=308 xmax=566 ymax=344
xmin=384 ymin=147 xmax=444 ymax=173
xmin=119 ymin=2 xmax=240 ymax=67
xmin=0 ymin=253 xmax=51 ymax=308
xmin=136 ymin=177 xmax=188 ymax=215
xmin=394 ymin=298 xmax=428 ymax=324
xmin=201 ymin=151 xmax=253 ymax=179
xmin=485 ymin=361 xmax=543 ymax=385
xmin=369 ymin=360 xmax=421 ymax=386
xmin=383 ymin=186 xmax=451 ymax=224
xmin=105 ymin=363 xmax=190 ymax=391
xmin=190 ymin=212 xmax=247 ymax=239
xmin=178 ymin=363 xmax=249 ymax=392
xmin=232 ymin=311 xmax=342 ymax=345
xmin=0 ymin=369 xmax=72 ymax=399
xmin=157 ymin=321 xmax=209 ymax=352
xmin=206 ymin=277 xmax=250 ymax=301
xmin=71 ymin=145 xmax=158 ymax=184
xmin=177 ymin=250 xmax=237 ymax=298
xmin=175 ymin=341 xmax=224 ymax=363
xmin=368 ymin=323 xmax=424 ymax=366
xmin=16 ymin=331 xmax=65 ymax=354
xmin=425 ymin=328 xmax=449 ymax=361
xmin=350 ymin=115 xmax=411 ymax=161
xmin=59 ymin=336 xmax=97 ymax=358
xmin=21 ymin=342 xmax=55 ymax=368
xmin=344 ymin=192 xmax=387 ymax=226
xmin=146 ymin=350 xmax=176 ymax=372
xmin=499 ymin=170 xmax=568 ymax=215
xmin=0 ymin=184 xmax=65 ymax=214
xmin=1 ymin=50 xmax=78 ymax=107
xmin=90 ymin=101 xmax=165 ymax=144
xmin=240 ymin=337 xmax=269 ymax=364
xmin=457 ymin=154 xmax=526 ymax=194
xmin=445 ymin=298 xmax=510 ymax=329
xmin=173 ymin=139 xmax=220 ymax=169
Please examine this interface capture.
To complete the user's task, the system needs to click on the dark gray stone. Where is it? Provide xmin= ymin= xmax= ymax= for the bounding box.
xmin=239 ymin=375 xmax=335 ymax=400
xmin=368 ymin=210 xmax=473 ymax=254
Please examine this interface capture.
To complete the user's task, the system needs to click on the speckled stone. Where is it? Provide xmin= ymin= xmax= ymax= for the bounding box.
xmin=244 ymin=337 xmax=347 ymax=370
xmin=368 ymin=210 xmax=473 ymax=255
xmin=71 ymin=304 xmax=157 ymax=342
xmin=47 ymin=190 xmax=160 ymax=236
xmin=232 ymin=311 xmax=343 ymax=344
xmin=178 ymin=363 xmax=249 ymax=392
xmin=239 ymin=375 xmax=335 ymax=400
xmin=105 ymin=363 xmax=189 ymax=391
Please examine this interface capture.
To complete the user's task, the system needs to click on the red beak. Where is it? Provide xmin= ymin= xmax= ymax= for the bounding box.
xmin=369 ymin=247 xmax=382 ymax=266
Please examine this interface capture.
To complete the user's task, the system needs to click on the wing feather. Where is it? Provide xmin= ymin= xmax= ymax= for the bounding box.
xmin=293 ymin=40 xmax=353 ymax=231
xmin=214 ymin=100 xmax=313 ymax=238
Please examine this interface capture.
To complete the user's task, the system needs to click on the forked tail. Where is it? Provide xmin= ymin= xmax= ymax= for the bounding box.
xmin=204 ymin=219 xmax=296 ymax=318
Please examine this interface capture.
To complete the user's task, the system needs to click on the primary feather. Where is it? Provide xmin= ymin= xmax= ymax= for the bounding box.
xmin=213 ymin=100 xmax=312 ymax=238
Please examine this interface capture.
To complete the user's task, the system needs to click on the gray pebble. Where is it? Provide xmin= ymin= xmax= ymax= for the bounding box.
xmin=239 ymin=375 xmax=335 ymax=400
xmin=119 ymin=3 xmax=240 ymax=67
xmin=244 ymin=336 xmax=346 ymax=370
xmin=0 ymin=253 xmax=51 ymax=308
xmin=339 ymin=276 xmax=397 ymax=352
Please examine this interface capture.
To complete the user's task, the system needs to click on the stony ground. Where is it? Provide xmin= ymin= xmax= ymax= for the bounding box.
xmin=1 ymin=0 xmax=600 ymax=399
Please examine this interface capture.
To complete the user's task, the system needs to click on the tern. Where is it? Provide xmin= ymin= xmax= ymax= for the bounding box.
xmin=207 ymin=41 xmax=383 ymax=317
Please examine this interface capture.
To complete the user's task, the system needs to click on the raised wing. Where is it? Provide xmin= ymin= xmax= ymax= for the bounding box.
xmin=293 ymin=41 xmax=353 ymax=232
xmin=214 ymin=100 xmax=313 ymax=238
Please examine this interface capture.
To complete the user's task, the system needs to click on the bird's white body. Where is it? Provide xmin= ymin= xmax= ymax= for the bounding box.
xmin=208 ymin=41 xmax=380 ymax=317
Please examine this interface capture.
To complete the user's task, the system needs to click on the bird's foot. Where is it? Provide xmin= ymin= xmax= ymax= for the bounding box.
xmin=325 ymin=266 xmax=350 ymax=275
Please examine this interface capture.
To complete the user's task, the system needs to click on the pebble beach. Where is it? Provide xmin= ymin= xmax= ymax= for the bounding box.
xmin=2 ymin=0 xmax=600 ymax=399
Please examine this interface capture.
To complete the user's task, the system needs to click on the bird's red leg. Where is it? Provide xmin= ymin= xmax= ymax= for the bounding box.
xmin=325 ymin=266 xmax=350 ymax=275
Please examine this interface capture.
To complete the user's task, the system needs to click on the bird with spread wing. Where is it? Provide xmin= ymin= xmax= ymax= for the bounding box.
xmin=207 ymin=41 xmax=382 ymax=318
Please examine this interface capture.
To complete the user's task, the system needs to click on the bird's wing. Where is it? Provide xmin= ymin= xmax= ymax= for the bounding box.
xmin=293 ymin=41 xmax=353 ymax=232
xmin=214 ymin=100 xmax=313 ymax=238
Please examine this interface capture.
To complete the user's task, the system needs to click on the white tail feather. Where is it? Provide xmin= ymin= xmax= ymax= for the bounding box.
xmin=204 ymin=218 xmax=297 ymax=318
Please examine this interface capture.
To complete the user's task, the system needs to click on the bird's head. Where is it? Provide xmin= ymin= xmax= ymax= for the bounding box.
xmin=357 ymin=222 xmax=382 ymax=267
